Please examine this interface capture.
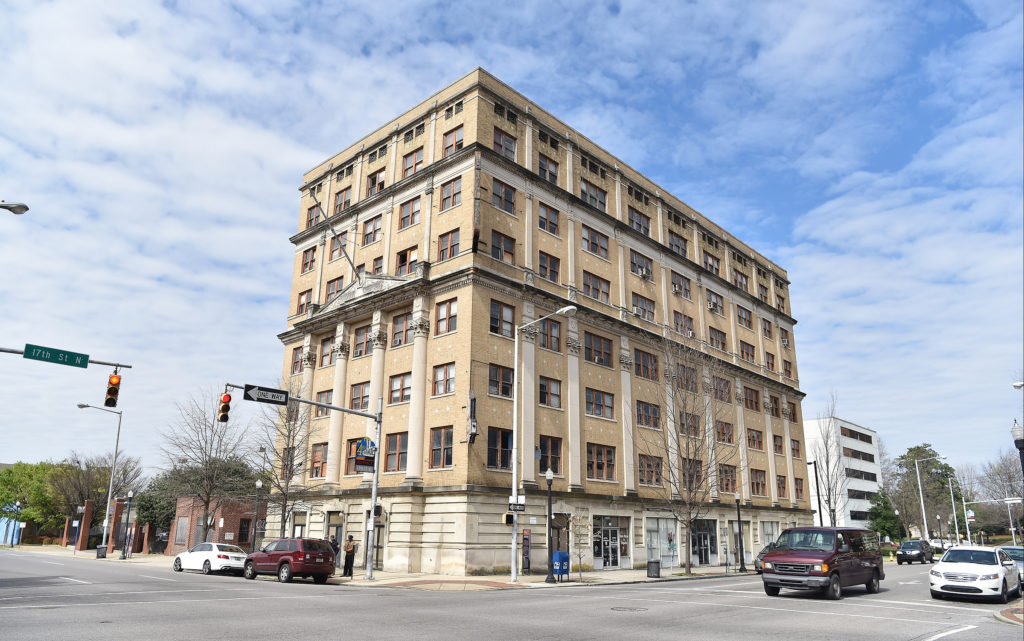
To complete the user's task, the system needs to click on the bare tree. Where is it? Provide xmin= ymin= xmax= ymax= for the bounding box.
xmin=160 ymin=390 xmax=254 ymax=543
xmin=49 ymin=451 xmax=145 ymax=528
xmin=979 ymin=449 xmax=1024 ymax=501
xmin=634 ymin=339 xmax=743 ymax=574
xmin=878 ymin=437 xmax=898 ymax=491
xmin=567 ymin=509 xmax=591 ymax=583
xmin=811 ymin=393 xmax=847 ymax=526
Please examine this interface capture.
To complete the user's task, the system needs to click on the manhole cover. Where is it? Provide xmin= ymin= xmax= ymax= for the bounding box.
xmin=610 ymin=607 xmax=647 ymax=612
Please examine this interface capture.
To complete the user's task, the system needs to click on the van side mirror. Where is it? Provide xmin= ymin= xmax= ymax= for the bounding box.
xmin=838 ymin=544 xmax=850 ymax=553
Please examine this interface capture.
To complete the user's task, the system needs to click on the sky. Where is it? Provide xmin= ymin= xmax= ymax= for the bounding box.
xmin=1 ymin=0 xmax=1021 ymax=476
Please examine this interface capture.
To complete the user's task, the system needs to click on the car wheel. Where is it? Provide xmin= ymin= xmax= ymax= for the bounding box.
xmin=997 ymin=581 xmax=1008 ymax=604
xmin=244 ymin=561 xmax=257 ymax=580
xmin=930 ymin=590 xmax=943 ymax=600
xmin=173 ymin=558 xmax=182 ymax=572
xmin=764 ymin=584 xmax=780 ymax=597
xmin=824 ymin=574 xmax=842 ymax=600
xmin=202 ymin=560 xmax=212 ymax=575
xmin=896 ymin=560 xmax=902 ymax=565
xmin=277 ymin=563 xmax=293 ymax=583
xmin=313 ymin=574 xmax=329 ymax=584
xmin=865 ymin=569 xmax=879 ymax=594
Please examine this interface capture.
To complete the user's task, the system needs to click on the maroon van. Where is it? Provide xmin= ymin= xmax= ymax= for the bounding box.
xmin=761 ymin=527 xmax=884 ymax=600
xmin=243 ymin=538 xmax=335 ymax=584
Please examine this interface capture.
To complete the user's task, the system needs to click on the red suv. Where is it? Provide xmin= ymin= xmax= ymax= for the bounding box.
xmin=243 ymin=538 xmax=335 ymax=583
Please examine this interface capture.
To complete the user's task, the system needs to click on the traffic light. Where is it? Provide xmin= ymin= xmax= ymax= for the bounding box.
xmin=217 ymin=392 xmax=232 ymax=423
xmin=104 ymin=373 xmax=121 ymax=407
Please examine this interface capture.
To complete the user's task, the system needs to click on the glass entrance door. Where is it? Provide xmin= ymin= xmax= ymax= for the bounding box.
xmin=694 ymin=532 xmax=711 ymax=565
xmin=593 ymin=516 xmax=629 ymax=569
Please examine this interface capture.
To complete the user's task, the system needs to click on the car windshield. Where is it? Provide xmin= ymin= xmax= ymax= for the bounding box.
xmin=942 ymin=549 xmax=997 ymax=565
xmin=217 ymin=545 xmax=245 ymax=554
xmin=900 ymin=541 xmax=922 ymax=549
xmin=774 ymin=529 xmax=834 ymax=552
xmin=1002 ymin=548 xmax=1024 ymax=562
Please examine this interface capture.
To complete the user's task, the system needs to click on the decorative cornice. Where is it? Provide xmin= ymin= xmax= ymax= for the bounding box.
xmin=370 ymin=330 xmax=388 ymax=348
xmin=566 ymin=337 xmax=581 ymax=355
xmin=335 ymin=341 xmax=350 ymax=358
xmin=619 ymin=353 xmax=633 ymax=371
xmin=412 ymin=319 xmax=431 ymax=338
xmin=520 ymin=325 xmax=538 ymax=343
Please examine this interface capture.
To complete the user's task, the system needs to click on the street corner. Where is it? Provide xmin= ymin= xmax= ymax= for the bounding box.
xmin=995 ymin=604 xmax=1023 ymax=626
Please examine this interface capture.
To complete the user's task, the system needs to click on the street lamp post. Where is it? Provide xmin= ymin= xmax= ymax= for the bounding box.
xmin=1006 ymin=499 xmax=1020 ymax=546
xmin=935 ymin=515 xmax=942 ymax=547
xmin=545 ymin=468 xmax=555 ymax=584
xmin=77 ymin=404 xmax=123 ymax=547
xmin=735 ymin=498 xmax=747 ymax=573
xmin=119 ymin=491 xmax=134 ymax=559
xmin=808 ymin=460 xmax=824 ymax=527
xmin=0 ymin=201 xmax=29 ymax=215
xmin=894 ymin=509 xmax=901 ymax=544
xmin=1012 ymin=419 xmax=1024 ymax=483
xmin=252 ymin=479 xmax=263 ymax=553
xmin=9 ymin=501 xmax=21 ymax=547
xmin=510 ymin=305 xmax=576 ymax=583
xmin=913 ymin=455 xmax=945 ymax=541
xmin=947 ymin=476 xmax=961 ymax=544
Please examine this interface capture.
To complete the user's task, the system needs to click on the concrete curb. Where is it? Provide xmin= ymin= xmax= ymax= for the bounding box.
xmin=994 ymin=605 xmax=1023 ymax=626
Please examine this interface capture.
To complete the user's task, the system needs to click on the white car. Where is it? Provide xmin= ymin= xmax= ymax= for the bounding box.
xmin=929 ymin=545 xmax=1022 ymax=603
xmin=173 ymin=542 xmax=248 ymax=575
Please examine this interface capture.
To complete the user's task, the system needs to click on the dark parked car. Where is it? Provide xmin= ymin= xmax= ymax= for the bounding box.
xmin=761 ymin=527 xmax=885 ymax=600
xmin=243 ymin=538 xmax=335 ymax=583
xmin=755 ymin=543 xmax=776 ymax=574
xmin=896 ymin=540 xmax=934 ymax=565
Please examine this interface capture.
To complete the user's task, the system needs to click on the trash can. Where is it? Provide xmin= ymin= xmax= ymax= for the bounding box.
xmin=647 ymin=559 xmax=661 ymax=578
xmin=96 ymin=546 xmax=107 ymax=559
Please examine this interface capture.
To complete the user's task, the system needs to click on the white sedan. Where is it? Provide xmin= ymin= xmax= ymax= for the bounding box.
xmin=929 ymin=545 xmax=1022 ymax=603
xmin=173 ymin=542 xmax=248 ymax=575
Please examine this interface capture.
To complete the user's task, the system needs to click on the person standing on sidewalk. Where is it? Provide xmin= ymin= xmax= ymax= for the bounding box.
xmin=342 ymin=535 xmax=356 ymax=577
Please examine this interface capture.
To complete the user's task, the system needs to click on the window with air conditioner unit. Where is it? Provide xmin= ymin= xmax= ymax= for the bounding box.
xmin=782 ymin=338 xmax=790 ymax=348
xmin=632 ymin=306 xmax=643 ymax=316
xmin=707 ymin=300 xmax=717 ymax=311
xmin=672 ymin=284 xmax=682 ymax=295
xmin=686 ymin=330 xmax=695 ymax=338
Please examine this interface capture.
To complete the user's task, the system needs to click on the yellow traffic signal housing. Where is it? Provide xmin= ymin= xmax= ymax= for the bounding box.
xmin=217 ymin=393 xmax=232 ymax=423
xmin=104 ymin=374 xmax=121 ymax=407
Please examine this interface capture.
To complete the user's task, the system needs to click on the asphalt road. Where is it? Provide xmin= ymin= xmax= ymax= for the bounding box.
xmin=1 ymin=549 xmax=1020 ymax=641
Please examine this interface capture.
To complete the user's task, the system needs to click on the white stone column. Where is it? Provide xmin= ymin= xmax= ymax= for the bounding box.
xmin=520 ymin=310 xmax=538 ymax=487
xmin=523 ymin=194 xmax=534 ymax=272
xmin=426 ymin=111 xmax=437 ymax=165
xmin=566 ymin=210 xmax=577 ymax=289
xmin=367 ymin=311 xmax=388 ymax=439
xmin=404 ymin=299 xmax=430 ymax=485
xmin=566 ymin=327 xmax=583 ymax=489
xmin=782 ymin=393 xmax=796 ymax=507
xmin=735 ymin=377 xmax=749 ymax=503
xmin=325 ymin=324 xmax=349 ymax=485
xmin=619 ymin=338 xmax=635 ymax=494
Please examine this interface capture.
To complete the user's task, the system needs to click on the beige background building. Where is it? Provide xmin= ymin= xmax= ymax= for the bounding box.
xmin=269 ymin=68 xmax=813 ymax=575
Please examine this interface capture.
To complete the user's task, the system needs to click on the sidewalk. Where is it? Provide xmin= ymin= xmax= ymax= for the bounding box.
xmin=3 ymin=544 xmax=737 ymax=589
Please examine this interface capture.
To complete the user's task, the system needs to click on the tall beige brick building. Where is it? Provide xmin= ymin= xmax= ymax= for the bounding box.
xmin=272 ymin=68 xmax=813 ymax=575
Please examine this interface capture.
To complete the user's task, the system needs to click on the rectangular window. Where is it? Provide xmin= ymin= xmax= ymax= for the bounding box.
xmin=391 ymin=312 xmax=412 ymax=346
xmin=175 ymin=516 xmax=189 ymax=544
xmin=329 ymin=232 xmax=348 ymax=261
xmin=345 ymin=439 xmax=359 ymax=475
xmin=744 ymin=387 xmax=760 ymax=411
xmin=585 ymin=388 xmax=614 ymax=419
xmin=325 ymin=276 xmax=344 ymax=301
xmin=668 ymin=231 xmax=687 ymax=257
xmin=638 ymin=454 xmax=662 ymax=485
xmin=733 ymin=270 xmax=749 ymax=292
xmin=430 ymin=426 xmax=453 ymax=468
xmin=396 ymin=246 xmax=418 ymax=276
xmin=538 ymin=318 xmax=561 ymax=352
xmin=389 ymin=373 xmax=412 ymax=403
xmin=582 ymin=271 xmax=610 ymax=303
xmin=671 ymin=272 xmax=690 ymax=298
xmin=759 ymin=284 xmax=769 ymax=302
xmin=636 ymin=400 xmax=661 ymax=429
xmin=673 ymin=312 xmax=694 ymax=335
xmin=487 ymin=427 xmax=513 ymax=469
xmin=488 ymin=364 xmax=513 ymax=398
xmin=680 ymin=412 xmax=701 ymax=437
xmin=319 ymin=337 xmax=334 ymax=367
xmin=706 ymin=289 xmax=724 ymax=313
xmin=586 ymin=443 xmax=615 ymax=480
xmin=634 ymin=349 xmax=658 ymax=380
xmin=310 ymin=442 xmax=328 ymax=478
xmin=492 ymin=178 xmax=515 ymax=213
xmin=773 ymin=434 xmax=784 ymax=454
xmin=442 ymin=126 xmax=463 ymax=157
xmin=493 ymin=128 xmax=516 ymax=160
xmin=539 ymin=435 xmax=561 ymax=474
xmin=762 ymin=319 xmax=773 ymax=339
xmin=680 ymin=366 xmax=698 ymax=393
xmin=770 ymin=395 xmax=781 ymax=418
xmin=362 ymin=216 xmax=382 ymax=245
xmin=580 ymin=179 xmax=607 ymax=212
xmin=739 ymin=341 xmax=755 ymax=362
xmin=747 ymin=429 xmax=763 ymax=450
xmin=715 ymin=420 xmax=734 ymax=444
xmin=538 ymin=155 xmax=558 ymax=184
xmin=399 ymin=198 xmax=421 ymax=229
xmin=681 ymin=458 xmax=703 ymax=490
xmin=751 ymin=469 xmax=767 ymax=496
xmin=296 ymin=289 xmax=312 ymax=315
xmin=581 ymin=225 xmax=609 ymax=258
xmin=780 ymin=327 xmax=790 ymax=344
xmin=777 ymin=296 xmax=786 ymax=313
xmin=440 ymin=177 xmax=462 ymax=210
xmin=366 ymin=169 xmax=385 ymax=197
xmin=489 ymin=300 xmax=514 ymax=337
xmin=352 ymin=325 xmax=372 ymax=357
xmin=788 ymin=401 xmax=798 ymax=422
xmin=291 ymin=346 xmax=303 ymax=375
xmin=631 ymin=293 xmax=654 ymax=321
xmin=628 ymin=207 xmax=650 ymax=236
xmin=737 ymin=306 xmax=753 ymax=329
xmin=629 ymin=250 xmax=653 ymax=278
xmin=583 ymin=332 xmax=612 ymax=366
xmin=709 ymin=327 xmax=727 ymax=351
xmin=301 ymin=247 xmax=316 ymax=273
xmin=437 ymin=229 xmax=459 ymax=261
xmin=334 ymin=186 xmax=351 ymax=214
xmin=433 ymin=362 xmax=456 ymax=396
xmin=372 ymin=256 xmax=383 ymax=274
xmin=783 ymin=360 xmax=793 ymax=377
xmin=435 ymin=298 xmax=457 ymax=335
xmin=385 ymin=432 xmax=408 ymax=472
xmin=490 ymin=230 xmax=515 ymax=264
xmin=776 ymin=475 xmax=788 ymax=498
xmin=402 ymin=148 xmax=423 ymax=178
xmin=539 ymin=376 xmax=561 ymax=408
xmin=791 ymin=439 xmax=801 ymax=459
xmin=703 ymin=251 xmax=720 ymax=275
xmin=795 ymin=478 xmax=805 ymax=500
xmin=314 ymin=390 xmax=332 ymax=418
xmin=718 ymin=464 xmax=737 ymax=493
xmin=538 ymin=251 xmax=559 ymax=282
xmin=765 ymin=352 xmax=776 ymax=372
xmin=538 ymin=203 xmax=559 ymax=234
xmin=306 ymin=205 xmax=317 ymax=229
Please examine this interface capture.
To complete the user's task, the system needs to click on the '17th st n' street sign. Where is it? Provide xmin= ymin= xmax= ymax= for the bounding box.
xmin=23 ymin=343 xmax=89 ymax=368
xmin=243 ymin=384 xmax=289 ymax=406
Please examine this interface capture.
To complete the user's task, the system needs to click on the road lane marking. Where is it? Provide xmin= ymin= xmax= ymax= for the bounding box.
xmin=870 ymin=599 xmax=993 ymax=612
xmin=42 ymin=561 xmax=65 ymax=566
xmin=139 ymin=575 xmax=176 ymax=581
xmin=59 ymin=577 xmax=89 ymax=584
xmin=922 ymin=626 xmax=977 ymax=640
xmin=0 ymin=592 xmax=342 ymax=611
xmin=0 ymin=588 xmax=254 ymax=601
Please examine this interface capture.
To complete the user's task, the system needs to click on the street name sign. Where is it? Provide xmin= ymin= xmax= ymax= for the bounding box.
xmin=243 ymin=384 xmax=289 ymax=406
xmin=23 ymin=343 xmax=88 ymax=368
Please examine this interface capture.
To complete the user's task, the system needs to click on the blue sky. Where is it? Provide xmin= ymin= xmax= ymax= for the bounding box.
xmin=1 ymin=0 xmax=1021 ymax=475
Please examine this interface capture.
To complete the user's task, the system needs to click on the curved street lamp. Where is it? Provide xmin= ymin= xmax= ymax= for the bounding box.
xmin=0 ymin=201 xmax=29 ymax=215
xmin=913 ymin=455 xmax=946 ymax=540
xmin=77 ymin=403 xmax=123 ymax=547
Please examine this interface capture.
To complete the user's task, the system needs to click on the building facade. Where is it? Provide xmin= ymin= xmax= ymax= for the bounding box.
xmin=271 ymin=68 xmax=813 ymax=575
xmin=804 ymin=417 xmax=881 ymax=528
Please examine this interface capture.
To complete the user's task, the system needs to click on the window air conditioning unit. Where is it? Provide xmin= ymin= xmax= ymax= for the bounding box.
xmin=686 ymin=330 xmax=695 ymax=338
xmin=707 ymin=301 xmax=717 ymax=311
xmin=639 ymin=268 xmax=651 ymax=279
xmin=632 ymin=306 xmax=644 ymax=317
xmin=672 ymin=284 xmax=682 ymax=295
xmin=392 ymin=337 xmax=402 ymax=347
xmin=782 ymin=338 xmax=790 ymax=348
